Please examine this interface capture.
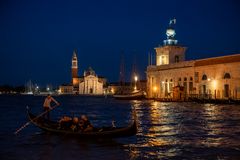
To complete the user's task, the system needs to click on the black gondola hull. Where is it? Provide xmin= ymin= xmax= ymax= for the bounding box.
xmin=27 ymin=109 xmax=137 ymax=138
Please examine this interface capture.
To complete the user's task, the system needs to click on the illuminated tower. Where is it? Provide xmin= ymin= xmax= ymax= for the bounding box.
xmin=71 ymin=50 xmax=79 ymax=89
xmin=155 ymin=18 xmax=187 ymax=66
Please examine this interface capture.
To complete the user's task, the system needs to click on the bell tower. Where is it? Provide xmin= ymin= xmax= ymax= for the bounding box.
xmin=71 ymin=50 xmax=79 ymax=89
xmin=155 ymin=18 xmax=187 ymax=66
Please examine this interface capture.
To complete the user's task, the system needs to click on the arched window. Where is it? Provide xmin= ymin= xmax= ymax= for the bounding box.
xmin=178 ymin=78 xmax=181 ymax=81
xmin=202 ymin=74 xmax=207 ymax=80
xmin=190 ymin=77 xmax=193 ymax=81
xmin=165 ymin=79 xmax=168 ymax=82
xmin=184 ymin=77 xmax=187 ymax=81
xmin=170 ymin=79 xmax=173 ymax=82
xmin=224 ymin=73 xmax=231 ymax=79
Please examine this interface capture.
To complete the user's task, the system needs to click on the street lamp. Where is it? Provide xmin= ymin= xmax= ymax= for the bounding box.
xmin=134 ymin=76 xmax=138 ymax=82
xmin=134 ymin=75 xmax=138 ymax=90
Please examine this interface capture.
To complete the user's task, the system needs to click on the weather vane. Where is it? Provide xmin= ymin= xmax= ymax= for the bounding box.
xmin=169 ymin=18 xmax=176 ymax=25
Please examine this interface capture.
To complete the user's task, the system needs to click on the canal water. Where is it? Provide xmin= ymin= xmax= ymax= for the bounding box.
xmin=0 ymin=95 xmax=240 ymax=160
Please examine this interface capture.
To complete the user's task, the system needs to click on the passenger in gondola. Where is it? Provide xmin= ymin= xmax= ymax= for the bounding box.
xmin=80 ymin=115 xmax=93 ymax=132
xmin=70 ymin=117 xmax=79 ymax=131
xmin=78 ymin=118 xmax=85 ymax=131
xmin=58 ymin=116 xmax=72 ymax=129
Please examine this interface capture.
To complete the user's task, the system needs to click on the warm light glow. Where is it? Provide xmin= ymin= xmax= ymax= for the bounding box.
xmin=208 ymin=78 xmax=211 ymax=81
xmin=162 ymin=81 xmax=165 ymax=84
xmin=134 ymin=76 xmax=138 ymax=82
xmin=73 ymin=78 xmax=79 ymax=85
xmin=212 ymin=80 xmax=217 ymax=90
xmin=111 ymin=88 xmax=114 ymax=94
xmin=153 ymin=86 xmax=157 ymax=92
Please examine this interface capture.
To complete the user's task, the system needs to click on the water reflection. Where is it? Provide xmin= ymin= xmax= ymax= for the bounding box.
xmin=1 ymin=95 xmax=240 ymax=160
xmin=130 ymin=100 xmax=240 ymax=159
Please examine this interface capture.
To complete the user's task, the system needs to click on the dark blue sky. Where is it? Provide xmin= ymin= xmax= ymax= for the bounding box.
xmin=0 ymin=0 xmax=240 ymax=86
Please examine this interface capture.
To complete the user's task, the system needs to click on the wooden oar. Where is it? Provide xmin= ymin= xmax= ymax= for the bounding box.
xmin=14 ymin=104 xmax=59 ymax=135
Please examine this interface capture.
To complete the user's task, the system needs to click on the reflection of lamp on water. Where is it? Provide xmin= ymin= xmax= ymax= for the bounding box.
xmin=134 ymin=75 xmax=138 ymax=90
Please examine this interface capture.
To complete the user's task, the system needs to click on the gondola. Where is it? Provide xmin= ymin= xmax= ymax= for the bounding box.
xmin=27 ymin=108 xmax=137 ymax=138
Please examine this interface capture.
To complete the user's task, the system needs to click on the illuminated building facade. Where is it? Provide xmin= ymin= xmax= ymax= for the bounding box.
xmin=70 ymin=51 xmax=106 ymax=95
xmin=147 ymin=19 xmax=240 ymax=100
xmin=79 ymin=67 xmax=105 ymax=94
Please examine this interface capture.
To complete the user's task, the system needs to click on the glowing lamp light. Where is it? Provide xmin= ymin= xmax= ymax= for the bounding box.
xmin=134 ymin=76 xmax=138 ymax=82
xmin=111 ymin=88 xmax=114 ymax=93
xmin=212 ymin=80 xmax=217 ymax=90
xmin=153 ymin=86 xmax=157 ymax=92
xmin=208 ymin=78 xmax=211 ymax=81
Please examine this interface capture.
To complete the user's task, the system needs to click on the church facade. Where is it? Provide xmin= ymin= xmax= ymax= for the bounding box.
xmin=79 ymin=67 xmax=105 ymax=94
xmin=147 ymin=19 xmax=240 ymax=100
xmin=60 ymin=50 xmax=106 ymax=95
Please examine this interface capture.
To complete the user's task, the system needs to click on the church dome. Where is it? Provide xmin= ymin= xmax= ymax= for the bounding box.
xmin=84 ymin=67 xmax=96 ymax=76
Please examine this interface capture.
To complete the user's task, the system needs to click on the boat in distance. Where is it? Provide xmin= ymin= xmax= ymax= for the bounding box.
xmin=113 ymin=90 xmax=146 ymax=100
xmin=27 ymin=108 xmax=137 ymax=138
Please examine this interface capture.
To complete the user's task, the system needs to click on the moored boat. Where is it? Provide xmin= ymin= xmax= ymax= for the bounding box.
xmin=27 ymin=108 xmax=137 ymax=138
xmin=113 ymin=90 xmax=146 ymax=100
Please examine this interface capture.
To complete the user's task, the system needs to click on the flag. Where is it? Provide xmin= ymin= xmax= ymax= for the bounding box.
xmin=170 ymin=18 xmax=176 ymax=25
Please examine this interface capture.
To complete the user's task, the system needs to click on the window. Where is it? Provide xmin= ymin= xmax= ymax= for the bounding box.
xmin=202 ymin=74 xmax=207 ymax=81
xmin=224 ymin=73 xmax=231 ymax=79
xmin=175 ymin=55 xmax=179 ymax=63
xmin=202 ymin=85 xmax=206 ymax=94
xmin=224 ymin=84 xmax=229 ymax=97
xmin=189 ymin=82 xmax=193 ymax=92
xmin=190 ymin=77 xmax=193 ymax=81
xmin=184 ymin=77 xmax=187 ymax=81
xmin=194 ymin=72 xmax=199 ymax=83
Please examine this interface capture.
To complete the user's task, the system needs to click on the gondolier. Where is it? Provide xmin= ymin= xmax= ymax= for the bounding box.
xmin=43 ymin=94 xmax=60 ymax=119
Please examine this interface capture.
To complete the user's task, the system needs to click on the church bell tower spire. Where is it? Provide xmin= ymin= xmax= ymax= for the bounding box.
xmin=72 ymin=49 xmax=78 ymax=78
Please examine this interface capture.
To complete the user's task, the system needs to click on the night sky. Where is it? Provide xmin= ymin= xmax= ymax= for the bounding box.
xmin=0 ymin=0 xmax=240 ymax=87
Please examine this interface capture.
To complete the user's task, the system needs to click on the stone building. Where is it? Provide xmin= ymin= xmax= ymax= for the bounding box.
xmin=59 ymin=50 xmax=106 ymax=95
xmin=147 ymin=19 xmax=240 ymax=100
xmin=79 ymin=67 xmax=105 ymax=94
xmin=59 ymin=84 xmax=73 ymax=94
